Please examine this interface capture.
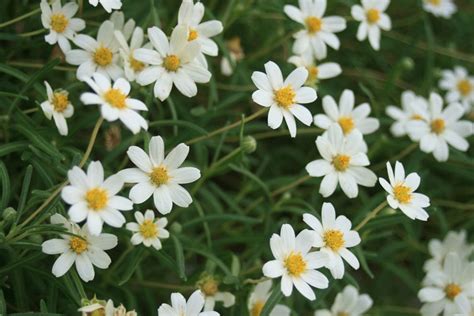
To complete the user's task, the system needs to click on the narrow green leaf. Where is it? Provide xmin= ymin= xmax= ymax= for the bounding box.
xmin=17 ymin=165 xmax=33 ymax=216
xmin=260 ymin=283 xmax=283 ymax=316
xmin=171 ymin=235 xmax=187 ymax=281
xmin=119 ymin=247 xmax=146 ymax=286
xmin=0 ymin=160 xmax=11 ymax=210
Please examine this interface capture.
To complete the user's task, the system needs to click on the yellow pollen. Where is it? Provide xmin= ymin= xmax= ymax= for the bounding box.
xmin=274 ymin=86 xmax=296 ymax=109
xmin=129 ymin=55 xmax=145 ymax=72
xmin=427 ymin=0 xmax=441 ymax=5
xmin=307 ymin=65 xmax=319 ymax=83
xmin=324 ymin=229 xmax=344 ymax=251
xmin=284 ymin=252 xmax=307 ymax=277
xmin=50 ymin=13 xmax=69 ymax=33
xmin=104 ymin=89 xmax=127 ymax=109
xmin=85 ymin=188 xmax=108 ymax=211
xmin=140 ymin=219 xmax=158 ymax=239
xmin=188 ymin=28 xmax=199 ymax=41
xmin=338 ymin=313 xmax=349 ymax=316
xmin=70 ymin=236 xmax=88 ymax=254
xmin=410 ymin=114 xmax=424 ymax=120
xmin=150 ymin=166 xmax=169 ymax=186
xmin=332 ymin=154 xmax=351 ymax=172
xmin=338 ymin=116 xmax=355 ymax=134
xmin=93 ymin=46 xmax=113 ymax=67
xmin=305 ymin=16 xmax=322 ymax=34
xmin=90 ymin=310 xmax=106 ymax=316
xmin=366 ymin=9 xmax=380 ymax=24
xmin=251 ymin=300 xmax=265 ymax=316
xmin=445 ymin=283 xmax=462 ymax=300
xmin=200 ymin=279 xmax=219 ymax=296
xmin=52 ymin=92 xmax=69 ymax=112
xmin=457 ymin=79 xmax=472 ymax=96
xmin=163 ymin=55 xmax=180 ymax=72
xmin=393 ymin=184 xmax=412 ymax=204
xmin=430 ymin=118 xmax=445 ymax=134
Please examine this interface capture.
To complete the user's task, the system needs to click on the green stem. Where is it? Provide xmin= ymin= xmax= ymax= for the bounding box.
xmin=0 ymin=8 xmax=41 ymax=29
xmin=355 ymin=200 xmax=388 ymax=231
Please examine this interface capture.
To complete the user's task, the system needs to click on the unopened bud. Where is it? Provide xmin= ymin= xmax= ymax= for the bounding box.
xmin=2 ymin=207 xmax=17 ymax=222
xmin=401 ymin=57 xmax=414 ymax=71
xmin=241 ymin=136 xmax=257 ymax=153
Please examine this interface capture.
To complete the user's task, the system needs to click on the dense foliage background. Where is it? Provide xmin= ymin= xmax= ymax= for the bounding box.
xmin=0 ymin=0 xmax=473 ymax=315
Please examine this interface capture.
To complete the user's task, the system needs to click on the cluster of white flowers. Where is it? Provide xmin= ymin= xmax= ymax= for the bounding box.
xmin=387 ymin=90 xmax=473 ymax=162
xmin=418 ymin=231 xmax=474 ymax=315
xmin=33 ymin=0 xmax=472 ymax=315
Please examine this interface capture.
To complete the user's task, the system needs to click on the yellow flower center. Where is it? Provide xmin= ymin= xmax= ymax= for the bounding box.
xmin=93 ymin=46 xmax=113 ymax=67
xmin=90 ymin=309 xmax=106 ymax=316
xmin=85 ymin=188 xmax=108 ymax=211
xmin=163 ymin=55 xmax=180 ymax=72
xmin=427 ymin=0 xmax=441 ymax=5
xmin=200 ymin=279 xmax=219 ymax=296
xmin=445 ymin=283 xmax=462 ymax=300
xmin=332 ymin=154 xmax=351 ymax=172
xmin=251 ymin=300 xmax=265 ymax=316
xmin=284 ymin=252 xmax=307 ymax=277
xmin=410 ymin=114 xmax=424 ymax=120
xmin=338 ymin=116 xmax=355 ymax=135
xmin=430 ymin=118 xmax=445 ymax=134
xmin=305 ymin=16 xmax=322 ymax=34
xmin=324 ymin=229 xmax=344 ymax=251
xmin=338 ymin=313 xmax=349 ymax=316
xmin=70 ymin=236 xmax=88 ymax=254
xmin=188 ymin=28 xmax=199 ymax=41
xmin=139 ymin=219 xmax=158 ymax=239
xmin=52 ymin=92 xmax=69 ymax=113
xmin=129 ymin=54 xmax=145 ymax=72
xmin=104 ymin=89 xmax=127 ymax=109
xmin=150 ymin=166 xmax=169 ymax=186
xmin=274 ymin=86 xmax=296 ymax=109
xmin=307 ymin=65 xmax=319 ymax=83
xmin=366 ymin=9 xmax=380 ymax=24
xmin=50 ymin=13 xmax=69 ymax=33
xmin=457 ymin=79 xmax=472 ymax=96
xmin=393 ymin=184 xmax=412 ymax=204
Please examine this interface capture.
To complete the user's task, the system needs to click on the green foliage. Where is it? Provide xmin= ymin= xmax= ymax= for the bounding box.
xmin=0 ymin=0 xmax=473 ymax=315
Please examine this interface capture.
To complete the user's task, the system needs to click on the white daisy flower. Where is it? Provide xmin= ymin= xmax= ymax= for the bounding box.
xmin=418 ymin=252 xmax=474 ymax=316
xmin=178 ymin=0 xmax=224 ymax=66
xmin=134 ymin=26 xmax=211 ymax=101
xmin=109 ymin=11 xmax=136 ymax=41
xmin=119 ymin=136 xmax=201 ymax=215
xmin=423 ymin=0 xmax=457 ymax=18
xmin=89 ymin=0 xmax=122 ymax=13
xmin=80 ymin=72 xmax=148 ymax=134
xmin=314 ymin=285 xmax=373 ymax=316
xmin=248 ymin=280 xmax=291 ymax=316
xmin=197 ymin=276 xmax=235 ymax=311
xmin=262 ymin=224 xmax=329 ymax=301
xmin=79 ymin=299 xmax=137 ymax=316
xmin=303 ymin=203 xmax=361 ymax=279
xmin=284 ymin=0 xmax=346 ymax=60
xmin=61 ymin=161 xmax=133 ymax=235
xmin=114 ymin=27 xmax=149 ymax=82
xmin=455 ymin=299 xmax=474 ymax=316
xmin=288 ymin=51 xmax=341 ymax=87
xmin=406 ymin=93 xmax=473 ymax=162
xmin=351 ymin=0 xmax=392 ymax=50
xmin=439 ymin=66 xmax=474 ymax=112
xmin=40 ymin=81 xmax=74 ymax=136
xmin=379 ymin=161 xmax=430 ymax=221
xmin=126 ymin=210 xmax=169 ymax=250
xmin=40 ymin=0 xmax=85 ymax=53
xmin=158 ymin=290 xmax=219 ymax=316
xmin=386 ymin=90 xmax=429 ymax=137
xmin=306 ymin=124 xmax=377 ymax=198
xmin=424 ymin=231 xmax=474 ymax=273
xmin=313 ymin=89 xmax=380 ymax=151
xmin=251 ymin=61 xmax=316 ymax=138
xmin=66 ymin=20 xmax=123 ymax=80
xmin=42 ymin=214 xmax=118 ymax=282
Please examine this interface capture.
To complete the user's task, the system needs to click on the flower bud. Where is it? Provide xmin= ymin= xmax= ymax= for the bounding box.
xmin=241 ymin=136 xmax=257 ymax=153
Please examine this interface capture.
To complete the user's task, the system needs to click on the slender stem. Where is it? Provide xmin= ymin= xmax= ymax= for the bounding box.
xmin=7 ymin=61 xmax=76 ymax=72
xmin=185 ymin=108 xmax=267 ymax=145
xmin=15 ymin=118 xmax=104 ymax=229
xmin=355 ymin=200 xmax=388 ymax=231
xmin=0 ymin=8 xmax=41 ymax=29
xmin=243 ymin=276 xmax=270 ymax=285
xmin=19 ymin=29 xmax=46 ymax=37
xmin=133 ymin=280 xmax=195 ymax=291
xmin=244 ymin=174 xmax=312 ymax=213
xmin=372 ymin=143 xmax=418 ymax=171
xmin=432 ymin=200 xmax=474 ymax=211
